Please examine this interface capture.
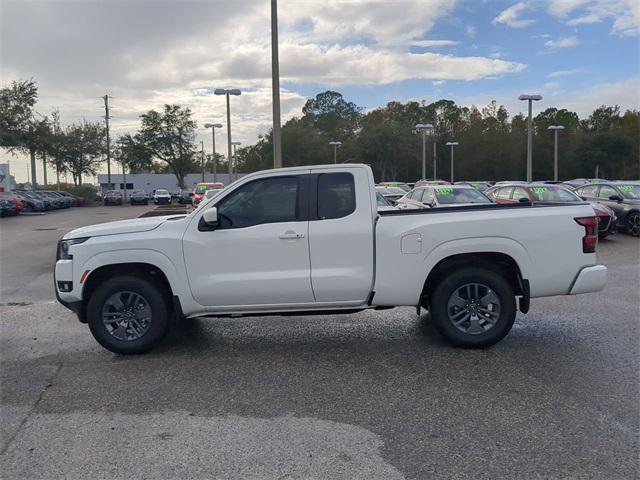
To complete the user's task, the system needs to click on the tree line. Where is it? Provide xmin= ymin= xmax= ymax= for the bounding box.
xmin=1 ymin=80 xmax=638 ymax=190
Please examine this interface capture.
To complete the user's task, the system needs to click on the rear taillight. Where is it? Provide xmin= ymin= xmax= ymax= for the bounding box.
xmin=575 ymin=216 xmax=598 ymax=253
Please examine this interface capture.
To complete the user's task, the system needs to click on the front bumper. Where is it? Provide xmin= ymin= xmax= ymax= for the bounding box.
xmin=54 ymin=259 xmax=85 ymax=321
xmin=569 ymin=265 xmax=607 ymax=295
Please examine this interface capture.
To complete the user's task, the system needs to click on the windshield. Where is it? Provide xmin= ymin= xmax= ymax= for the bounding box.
xmin=377 ymin=187 xmax=405 ymax=195
xmin=529 ymin=186 xmax=581 ymax=202
xmin=155 ymin=189 xmax=169 ymax=195
xmin=132 ymin=190 xmax=145 ymax=195
xmin=204 ymin=189 xmax=223 ymax=199
xmin=617 ymin=184 xmax=640 ymax=199
xmin=376 ymin=191 xmax=390 ymax=206
xmin=435 ymin=187 xmax=490 ymax=204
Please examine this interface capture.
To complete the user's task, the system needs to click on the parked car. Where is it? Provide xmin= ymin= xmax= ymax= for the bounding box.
xmin=177 ymin=189 xmax=192 ymax=205
xmin=44 ymin=190 xmax=75 ymax=208
xmin=574 ymin=182 xmax=640 ymax=236
xmin=0 ymin=192 xmax=24 ymax=214
xmin=11 ymin=191 xmax=45 ymax=212
xmin=486 ymin=183 xmax=617 ymax=238
xmin=377 ymin=181 xmax=411 ymax=192
xmin=192 ymin=182 xmax=225 ymax=208
xmin=376 ymin=191 xmax=396 ymax=211
xmin=16 ymin=190 xmax=52 ymax=210
xmin=153 ymin=189 xmax=172 ymax=205
xmin=397 ymin=185 xmax=492 ymax=209
xmin=129 ymin=190 xmax=149 ymax=205
xmin=415 ymin=179 xmax=450 ymax=187
xmin=55 ymin=164 xmax=607 ymax=354
xmin=375 ymin=186 xmax=406 ymax=205
xmin=0 ymin=197 xmax=17 ymax=216
xmin=39 ymin=191 xmax=66 ymax=209
xmin=58 ymin=191 xmax=85 ymax=206
xmin=104 ymin=190 xmax=123 ymax=206
xmin=454 ymin=181 xmax=492 ymax=192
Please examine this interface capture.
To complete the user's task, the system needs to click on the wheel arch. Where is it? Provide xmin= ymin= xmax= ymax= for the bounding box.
xmin=421 ymin=252 xmax=527 ymax=312
xmin=79 ymin=262 xmax=176 ymax=323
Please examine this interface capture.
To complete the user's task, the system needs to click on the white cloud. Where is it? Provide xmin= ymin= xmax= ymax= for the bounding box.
xmin=547 ymin=0 xmax=640 ymax=36
xmin=492 ymin=2 xmax=536 ymax=28
xmin=411 ymin=40 xmax=461 ymax=48
xmin=546 ymin=69 xmax=586 ymax=78
xmin=544 ymin=36 xmax=580 ymax=48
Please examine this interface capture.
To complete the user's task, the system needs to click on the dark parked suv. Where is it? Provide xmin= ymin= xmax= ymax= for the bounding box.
xmin=104 ymin=190 xmax=123 ymax=206
xmin=129 ymin=190 xmax=149 ymax=205
xmin=574 ymin=182 xmax=640 ymax=236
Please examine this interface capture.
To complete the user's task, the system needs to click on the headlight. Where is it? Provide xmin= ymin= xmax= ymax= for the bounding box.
xmin=57 ymin=237 xmax=89 ymax=260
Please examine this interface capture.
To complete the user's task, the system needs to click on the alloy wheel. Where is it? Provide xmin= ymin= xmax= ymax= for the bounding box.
xmin=447 ymin=283 xmax=501 ymax=334
xmin=101 ymin=291 xmax=152 ymax=341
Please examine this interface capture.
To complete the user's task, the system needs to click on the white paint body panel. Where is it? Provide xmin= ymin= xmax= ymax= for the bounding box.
xmin=57 ymin=164 xmax=607 ymax=318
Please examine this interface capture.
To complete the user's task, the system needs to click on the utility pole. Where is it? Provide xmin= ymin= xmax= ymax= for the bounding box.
xmin=433 ymin=136 xmax=437 ymax=179
xmin=103 ymin=95 xmax=112 ymax=190
xmin=200 ymin=140 xmax=205 ymax=182
xmin=518 ymin=94 xmax=542 ymax=182
xmin=29 ymin=125 xmax=37 ymax=188
xmin=329 ymin=141 xmax=342 ymax=163
xmin=271 ymin=0 xmax=282 ymax=168
xmin=414 ymin=124 xmax=433 ymax=179
xmin=122 ymin=158 xmax=127 ymax=204
xmin=446 ymin=142 xmax=459 ymax=183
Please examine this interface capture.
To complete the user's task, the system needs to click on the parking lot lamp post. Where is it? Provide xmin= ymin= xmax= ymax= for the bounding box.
xmin=547 ymin=125 xmax=565 ymax=181
xmin=204 ymin=123 xmax=223 ymax=183
xmin=232 ymin=141 xmax=242 ymax=182
xmin=518 ymin=94 xmax=542 ymax=182
xmin=328 ymin=141 xmax=342 ymax=163
xmin=200 ymin=141 xmax=206 ymax=182
xmin=122 ymin=159 xmax=127 ymax=205
xmin=214 ymin=88 xmax=241 ymax=182
xmin=414 ymin=124 xmax=433 ymax=179
xmin=445 ymin=142 xmax=459 ymax=183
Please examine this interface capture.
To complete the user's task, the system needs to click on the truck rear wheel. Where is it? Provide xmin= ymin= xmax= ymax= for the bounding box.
xmin=429 ymin=267 xmax=516 ymax=348
xmin=87 ymin=276 xmax=170 ymax=354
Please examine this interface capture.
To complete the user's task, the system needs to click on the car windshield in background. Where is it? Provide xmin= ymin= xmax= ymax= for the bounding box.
xmin=529 ymin=186 xmax=581 ymax=202
xmin=204 ymin=189 xmax=223 ymax=199
xmin=156 ymin=189 xmax=169 ymax=195
xmin=617 ymin=184 xmax=640 ymax=199
xmin=376 ymin=187 xmax=406 ymax=195
xmin=435 ymin=187 xmax=490 ymax=204
xmin=132 ymin=190 xmax=145 ymax=195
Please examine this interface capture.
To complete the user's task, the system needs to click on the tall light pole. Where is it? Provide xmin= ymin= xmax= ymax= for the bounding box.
xmin=200 ymin=140 xmax=206 ymax=182
xmin=446 ymin=142 xmax=459 ymax=183
xmin=204 ymin=123 xmax=223 ymax=183
xmin=329 ymin=141 xmax=342 ymax=163
xmin=518 ymin=94 xmax=542 ymax=182
xmin=215 ymin=88 xmax=241 ymax=183
xmin=271 ymin=0 xmax=282 ymax=169
xmin=415 ymin=123 xmax=433 ymax=179
xmin=547 ymin=125 xmax=565 ymax=181
xmin=232 ymin=141 xmax=242 ymax=182
xmin=103 ymin=95 xmax=112 ymax=189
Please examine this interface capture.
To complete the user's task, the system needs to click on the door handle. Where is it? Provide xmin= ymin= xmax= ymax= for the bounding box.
xmin=279 ymin=230 xmax=305 ymax=240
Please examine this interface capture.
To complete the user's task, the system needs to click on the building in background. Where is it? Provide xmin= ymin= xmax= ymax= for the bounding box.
xmin=96 ymin=173 xmax=244 ymax=194
xmin=0 ymin=164 xmax=13 ymax=192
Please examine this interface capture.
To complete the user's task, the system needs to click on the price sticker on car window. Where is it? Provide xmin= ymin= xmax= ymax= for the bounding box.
xmin=618 ymin=185 xmax=633 ymax=192
xmin=436 ymin=187 xmax=454 ymax=195
xmin=531 ymin=187 xmax=547 ymax=193
xmin=471 ymin=183 xmax=480 ymax=188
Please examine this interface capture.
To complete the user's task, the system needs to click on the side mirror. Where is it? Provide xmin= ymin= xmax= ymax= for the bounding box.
xmin=203 ymin=207 xmax=219 ymax=226
xmin=518 ymin=197 xmax=530 ymax=203
xmin=580 ymin=196 xmax=587 ymax=201
xmin=189 ymin=192 xmax=194 ymax=197
xmin=609 ymin=195 xmax=623 ymax=202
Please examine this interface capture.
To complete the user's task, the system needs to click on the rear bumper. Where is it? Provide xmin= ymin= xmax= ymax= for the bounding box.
xmin=569 ymin=265 xmax=607 ymax=295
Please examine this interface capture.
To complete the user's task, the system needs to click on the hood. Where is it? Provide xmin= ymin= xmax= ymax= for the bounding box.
xmin=63 ymin=214 xmax=186 ymax=240
xmin=623 ymin=198 xmax=640 ymax=205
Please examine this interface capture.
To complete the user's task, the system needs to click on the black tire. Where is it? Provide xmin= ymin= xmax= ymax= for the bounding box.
xmin=430 ymin=267 xmax=516 ymax=348
xmin=626 ymin=212 xmax=640 ymax=237
xmin=87 ymin=275 xmax=170 ymax=354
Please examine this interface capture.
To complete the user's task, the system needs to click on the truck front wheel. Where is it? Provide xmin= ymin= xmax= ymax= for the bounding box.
xmin=430 ymin=267 xmax=516 ymax=348
xmin=87 ymin=276 xmax=170 ymax=354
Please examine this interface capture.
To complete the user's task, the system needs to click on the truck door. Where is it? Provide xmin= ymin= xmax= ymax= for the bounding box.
xmin=183 ymin=174 xmax=315 ymax=307
xmin=308 ymin=168 xmax=375 ymax=303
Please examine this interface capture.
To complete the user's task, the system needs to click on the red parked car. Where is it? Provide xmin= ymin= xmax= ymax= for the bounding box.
xmin=0 ymin=192 xmax=24 ymax=215
xmin=486 ymin=183 xmax=617 ymax=238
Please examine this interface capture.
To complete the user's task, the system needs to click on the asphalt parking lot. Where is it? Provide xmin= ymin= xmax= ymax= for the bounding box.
xmin=1 ymin=206 xmax=638 ymax=479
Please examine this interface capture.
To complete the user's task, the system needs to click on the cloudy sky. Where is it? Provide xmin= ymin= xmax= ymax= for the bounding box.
xmin=1 ymin=0 xmax=638 ymax=183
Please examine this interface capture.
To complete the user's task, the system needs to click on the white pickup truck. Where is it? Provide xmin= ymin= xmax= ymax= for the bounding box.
xmin=55 ymin=164 xmax=607 ymax=354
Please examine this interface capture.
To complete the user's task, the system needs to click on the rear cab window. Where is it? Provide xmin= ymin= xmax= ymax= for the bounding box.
xmin=317 ymin=172 xmax=356 ymax=220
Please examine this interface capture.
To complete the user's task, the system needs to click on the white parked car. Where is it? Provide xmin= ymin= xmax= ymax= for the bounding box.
xmin=153 ymin=189 xmax=171 ymax=205
xmin=55 ymin=164 xmax=607 ymax=354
